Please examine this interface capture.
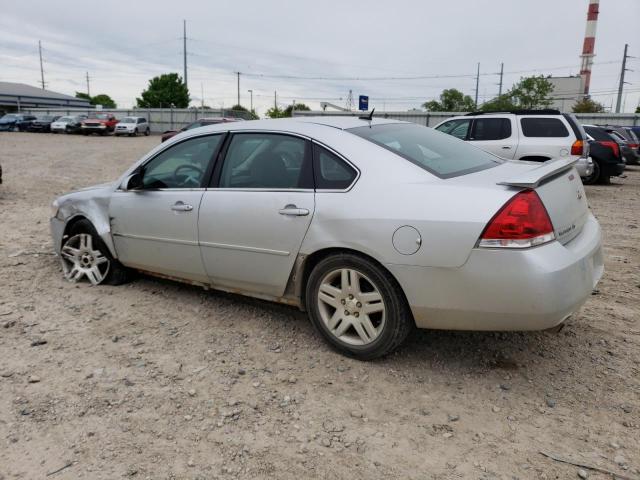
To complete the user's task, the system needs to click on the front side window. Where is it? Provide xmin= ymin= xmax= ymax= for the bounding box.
xmin=349 ymin=123 xmax=500 ymax=178
xmin=470 ymin=118 xmax=512 ymax=141
xmin=435 ymin=119 xmax=471 ymax=140
xmin=520 ymin=118 xmax=569 ymax=137
xmin=313 ymin=145 xmax=357 ymax=190
xmin=137 ymin=118 xmax=147 ymax=124
xmin=141 ymin=134 xmax=223 ymax=189
xmin=218 ymin=133 xmax=311 ymax=189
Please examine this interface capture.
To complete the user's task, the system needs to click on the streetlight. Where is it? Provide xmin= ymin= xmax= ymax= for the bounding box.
xmin=247 ymin=89 xmax=253 ymax=112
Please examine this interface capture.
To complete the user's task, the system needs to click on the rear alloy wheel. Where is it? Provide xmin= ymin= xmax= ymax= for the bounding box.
xmin=582 ymin=159 xmax=601 ymax=185
xmin=144 ymin=128 xmax=150 ymax=136
xmin=60 ymin=219 xmax=129 ymax=285
xmin=307 ymin=253 xmax=413 ymax=360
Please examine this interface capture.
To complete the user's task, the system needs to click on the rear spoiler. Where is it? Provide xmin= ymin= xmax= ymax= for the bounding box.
xmin=497 ymin=158 xmax=576 ymax=189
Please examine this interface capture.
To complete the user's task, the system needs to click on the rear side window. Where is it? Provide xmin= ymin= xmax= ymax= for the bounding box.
xmin=313 ymin=145 xmax=357 ymax=190
xmin=349 ymin=123 xmax=500 ymax=179
xmin=470 ymin=118 xmax=512 ymax=141
xmin=434 ymin=119 xmax=470 ymax=140
xmin=520 ymin=118 xmax=569 ymax=137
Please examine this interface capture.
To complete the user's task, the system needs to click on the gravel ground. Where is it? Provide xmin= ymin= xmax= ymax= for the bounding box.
xmin=0 ymin=132 xmax=639 ymax=480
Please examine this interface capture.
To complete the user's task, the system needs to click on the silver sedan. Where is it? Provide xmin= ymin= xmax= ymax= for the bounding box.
xmin=50 ymin=117 xmax=604 ymax=359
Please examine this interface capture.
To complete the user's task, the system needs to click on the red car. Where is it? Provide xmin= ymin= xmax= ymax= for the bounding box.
xmin=81 ymin=113 xmax=118 ymax=135
xmin=161 ymin=117 xmax=240 ymax=142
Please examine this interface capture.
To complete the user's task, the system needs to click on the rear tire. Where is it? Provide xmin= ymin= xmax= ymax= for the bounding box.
xmin=144 ymin=128 xmax=150 ymax=136
xmin=61 ymin=219 xmax=130 ymax=285
xmin=582 ymin=159 xmax=601 ymax=185
xmin=306 ymin=253 xmax=413 ymax=360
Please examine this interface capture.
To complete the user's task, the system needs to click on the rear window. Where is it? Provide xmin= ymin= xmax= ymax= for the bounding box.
xmin=584 ymin=126 xmax=612 ymax=142
xmin=348 ymin=123 xmax=500 ymax=179
xmin=520 ymin=118 xmax=569 ymax=137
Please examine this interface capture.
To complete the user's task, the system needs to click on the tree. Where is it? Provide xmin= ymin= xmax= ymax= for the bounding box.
xmin=282 ymin=103 xmax=311 ymax=117
xmin=136 ymin=73 xmax=189 ymax=108
xmin=75 ymin=92 xmax=117 ymax=108
xmin=481 ymin=94 xmax=516 ymax=112
xmin=572 ymin=97 xmax=605 ymax=113
xmin=265 ymin=106 xmax=285 ymax=118
xmin=509 ymin=76 xmax=554 ymax=109
xmin=422 ymin=89 xmax=475 ymax=112
xmin=230 ymin=104 xmax=259 ymax=120
xmin=635 ymin=105 xmax=640 ymax=114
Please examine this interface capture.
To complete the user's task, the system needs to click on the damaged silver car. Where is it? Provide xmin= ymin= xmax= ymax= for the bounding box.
xmin=50 ymin=117 xmax=603 ymax=359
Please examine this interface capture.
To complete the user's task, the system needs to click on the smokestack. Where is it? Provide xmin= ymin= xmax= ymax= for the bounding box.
xmin=579 ymin=0 xmax=599 ymax=96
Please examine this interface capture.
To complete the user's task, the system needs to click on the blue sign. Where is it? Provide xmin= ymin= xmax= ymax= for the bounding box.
xmin=358 ymin=95 xmax=369 ymax=111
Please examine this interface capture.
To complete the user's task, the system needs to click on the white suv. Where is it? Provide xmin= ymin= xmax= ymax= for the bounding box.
xmin=434 ymin=110 xmax=593 ymax=178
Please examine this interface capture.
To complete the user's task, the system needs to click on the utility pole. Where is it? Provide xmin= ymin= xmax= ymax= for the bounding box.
xmin=183 ymin=20 xmax=188 ymax=90
xmin=274 ymin=91 xmax=277 ymax=110
xmin=38 ymin=40 xmax=45 ymax=89
xmin=615 ymin=43 xmax=632 ymax=113
xmin=236 ymin=72 xmax=240 ymax=106
xmin=498 ymin=62 xmax=504 ymax=96
xmin=200 ymin=82 xmax=204 ymax=109
xmin=474 ymin=62 xmax=480 ymax=108
xmin=86 ymin=71 xmax=91 ymax=97
xmin=292 ymin=99 xmax=296 ymax=117
xmin=247 ymin=89 xmax=253 ymax=112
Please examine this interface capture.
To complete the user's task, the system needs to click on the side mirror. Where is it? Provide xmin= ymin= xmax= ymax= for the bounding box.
xmin=123 ymin=171 xmax=143 ymax=191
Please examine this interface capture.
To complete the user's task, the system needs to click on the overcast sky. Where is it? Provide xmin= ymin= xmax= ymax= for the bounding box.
xmin=1 ymin=0 xmax=639 ymax=115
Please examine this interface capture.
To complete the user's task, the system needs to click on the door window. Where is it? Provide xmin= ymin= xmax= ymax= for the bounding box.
xmin=141 ymin=134 xmax=223 ymax=189
xmin=218 ymin=133 xmax=312 ymax=189
xmin=313 ymin=145 xmax=358 ymax=190
xmin=520 ymin=118 xmax=569 ymax=137
xmin=435 ymin=119 xmax=471 ymax=140
xmin=470 ymin=118 xmax=512 ymax=140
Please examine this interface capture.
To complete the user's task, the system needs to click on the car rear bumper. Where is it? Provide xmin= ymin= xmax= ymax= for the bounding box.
xmin=387 ymin=213 xmax=603 ymax=331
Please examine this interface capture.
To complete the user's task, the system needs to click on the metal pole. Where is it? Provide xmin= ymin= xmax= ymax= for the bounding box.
xmin=38 ymin=41 xmax=45 ymax=89
xmin=291 ymin=99 xmax=295 ymax=117
xmin=274 ymin=91 xmax=277 ymax=110
xmin=183 ymin=20 xmax=188 ymax=90
xmin=86 ymin=72 xmax=90 ymax=97
xmin=236 ymin=72 xmax=240 ymax=106
xmin=498 ymin=62 xmax=504 ymax=96
xmin=248 ymin=90 xmax=253 ymax=111
xmin=474 ymin=62 xmax=480 ymax=108
xmin=615 ymin=43 xmax=629 ymax=113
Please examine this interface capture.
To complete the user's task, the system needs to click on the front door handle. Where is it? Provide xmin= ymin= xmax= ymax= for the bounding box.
xmin=501 ymin=146 xmax=512 ymax=150
xmin=278 ymin=204 xmax=310 ymax=216
xmin=171 ymin=201 xmax=193 ymax=212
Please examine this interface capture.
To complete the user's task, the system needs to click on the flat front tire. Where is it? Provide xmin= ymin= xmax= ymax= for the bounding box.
xmin=306 ymin=253 xmax=413 ymax=360
xmin=60 ymin=219 xmax=129 ymax=286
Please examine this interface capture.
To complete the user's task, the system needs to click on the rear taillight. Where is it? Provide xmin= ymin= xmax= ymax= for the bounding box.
xmin=571 ymin=140 xmax=584 ymax=156
xmin=600 ymin=140 xmax=620 ymax=158
xmin=629 ymin=143 xmax=639 ymax=149
xmin=478 ymin=190 xmax=555 ymax=249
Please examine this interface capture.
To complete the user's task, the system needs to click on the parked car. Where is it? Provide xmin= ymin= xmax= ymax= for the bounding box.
xmin=114 ymin=117 xmax=151 ymax=137
xmin=27 ymin=115 xmax=61 ymax=133
xmin=582 ymin=125 xmax=626 ymax=184
xmin=161 ymin=117 xmax=240 ymax=142
xmin=0 ymin=113 xmax=37 ymax=132
xmin=81 ymin=113 xmax=118 ymax=135
xmin=433 ymin=110 xmax=593 ymax=179
xmin=50 ymin=117 xmax=603 ymax=359
xmin=51 ymin=115 xmax=88 ymax=134
xmin=628 ymin=126 xmax=640 ymax=140
xmin=599 ymin=125 xmax=639 ymax=165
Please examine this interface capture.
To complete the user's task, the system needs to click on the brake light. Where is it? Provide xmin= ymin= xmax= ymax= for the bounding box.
xmin=571 ymin=140 xmax=584 ymax=156
xmin=600 ymin=140 xmax=620 ymax=158
xmin=629 ymin=143 xmax=639 ymax=149
xmin=478 ymin=190 xmax=555 ymax=249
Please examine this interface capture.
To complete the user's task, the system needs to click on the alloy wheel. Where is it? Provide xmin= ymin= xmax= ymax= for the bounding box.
xmin=317 ymin=268 xmax=386 ymax=346
xmin=60 ymin=233 xmax=110 ymax=285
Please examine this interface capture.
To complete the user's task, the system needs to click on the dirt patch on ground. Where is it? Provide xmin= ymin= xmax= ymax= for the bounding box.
xmin=1 ymin=132 xmax=639 ymax=479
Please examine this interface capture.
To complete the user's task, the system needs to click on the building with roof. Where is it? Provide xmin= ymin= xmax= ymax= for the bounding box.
xmin=0 ymin=82 xmax=91 ymax=113
xmin=547 ymin=75 xmax=585 ymax=113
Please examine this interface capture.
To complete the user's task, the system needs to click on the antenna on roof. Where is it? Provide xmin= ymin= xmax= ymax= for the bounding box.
xmin=358 ymin=108 xmax=375 ymax=121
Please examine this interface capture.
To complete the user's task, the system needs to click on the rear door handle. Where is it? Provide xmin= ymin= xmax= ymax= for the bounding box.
xmin=278 ymin=204 xmax=309 ymax=216
xmin=171 ymin=201 xmax=193 ymax=212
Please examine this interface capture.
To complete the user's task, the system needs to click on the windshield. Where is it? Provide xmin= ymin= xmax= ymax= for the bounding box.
xmin=58 ymin=117 xmax=74 ymax=122
xmin=120 ymin=117 xmax=136 ymax=123
xmin=348 ymin=123 xmax=500 ymax=178
xmin=37 ymin=115 xmax=56 ymax=122
xmin=88 ymin=113 xmax=109 ymax=119
xmin=1 ymin=114 xmax=19 ymax=121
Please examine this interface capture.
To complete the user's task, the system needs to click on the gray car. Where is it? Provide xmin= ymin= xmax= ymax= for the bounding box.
xmin=50 ymin=117 xmax=604 ymax=359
